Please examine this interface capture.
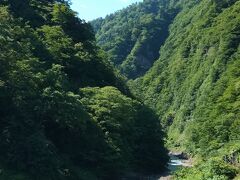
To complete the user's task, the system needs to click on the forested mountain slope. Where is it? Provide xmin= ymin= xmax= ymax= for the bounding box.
xmin=0 ymin=0 xmax=168 ymax=179
xmin=1 ymin=0 xmax=240 ymax=179
xmin=91 ymin=0 xmax=179 ymax=79
xmin=128 ymin=0 xmax=240 ymax=178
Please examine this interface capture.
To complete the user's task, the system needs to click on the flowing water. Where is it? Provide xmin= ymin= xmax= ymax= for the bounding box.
xmin=167 ymin=155 xmax=185 ymax=172
xmin=121 ymin=154 xmax=189 ymax=180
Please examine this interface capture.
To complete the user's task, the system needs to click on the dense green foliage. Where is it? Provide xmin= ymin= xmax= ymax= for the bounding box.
xmin=80 ymin=87 xmax=168 ymax=174
xmin=94 ymin=0 xmax=240 ymax=163
xmin=175 ymin=159 xmax=238 ymax=180
xmin=1 ymin=0 xmax=240 ymax=179
xmin=131 ymin=0 xmax=240 ymax=154
xmin=94 ymin=0 xmax=240 ymax=178
xmin=0 ymin=1 xmax=168 ymax=179
xmin=91 ymin=0 xmax=179 ymax=79
xmin=125 ymin=0 xmax=240 ymax=178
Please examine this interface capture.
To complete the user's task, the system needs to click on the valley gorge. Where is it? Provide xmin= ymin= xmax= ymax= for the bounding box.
xmin=0 ymin=0 xmax=239 ymax=179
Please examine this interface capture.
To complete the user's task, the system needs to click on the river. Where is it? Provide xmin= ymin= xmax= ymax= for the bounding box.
xmin=121 ymin=153 xmax=191 ymax=180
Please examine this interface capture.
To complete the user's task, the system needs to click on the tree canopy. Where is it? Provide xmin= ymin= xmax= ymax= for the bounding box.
xmin=0 ymin=1 xmax=168 ymax=179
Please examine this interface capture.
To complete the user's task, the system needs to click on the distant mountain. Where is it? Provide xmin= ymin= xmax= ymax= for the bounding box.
xmin=91 ymin=0 xmax=180 ymax=79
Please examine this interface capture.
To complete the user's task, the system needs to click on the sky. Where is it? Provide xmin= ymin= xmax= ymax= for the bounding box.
xmin=70 ymin=0 xmax=143 ymax=21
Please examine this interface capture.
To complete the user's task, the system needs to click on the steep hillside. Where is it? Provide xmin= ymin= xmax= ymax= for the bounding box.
xmin=0 ymin=1 xmax=168 ymax=179
xmin=91 ymin=0 xmax=179 ymax=79
xmin=129 ymin=0 xmax=240 ymax=178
